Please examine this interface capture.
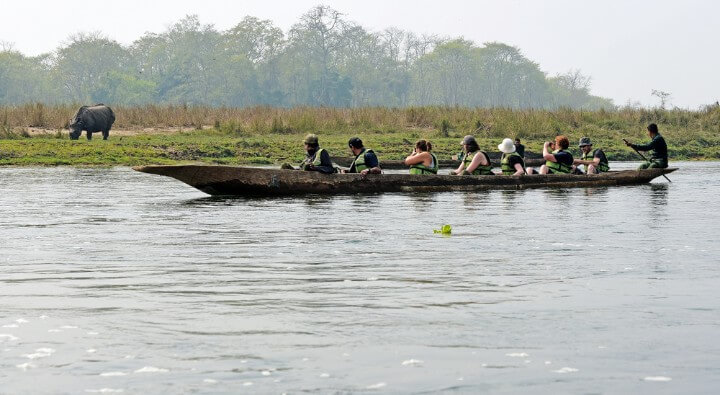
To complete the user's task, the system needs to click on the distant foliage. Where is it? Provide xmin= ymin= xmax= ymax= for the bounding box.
xmin=0 ymin=6 xmax=615 ymax=109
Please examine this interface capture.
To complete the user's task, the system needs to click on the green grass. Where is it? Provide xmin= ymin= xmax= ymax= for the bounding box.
xmin=1 ymin=105 xmax=719 ymax=166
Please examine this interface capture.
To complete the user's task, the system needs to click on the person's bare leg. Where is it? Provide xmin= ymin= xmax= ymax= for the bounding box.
xmin=539 ymin=165 xmax=549 ymax=174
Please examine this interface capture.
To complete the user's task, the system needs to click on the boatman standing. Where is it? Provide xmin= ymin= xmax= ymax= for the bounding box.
xmin=624 ymin=123 xmax=669 ymax=169
xmin=572 ymin=137 xmax=609 ymax=174
xmin=298 ymin=134 xmax=336 ymax=173
xmin=343 ymin=137 xmax=382 ymax=175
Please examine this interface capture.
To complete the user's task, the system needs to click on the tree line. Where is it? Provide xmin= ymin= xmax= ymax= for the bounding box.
xmin=0 ymin=6 xmax=614 ymax=109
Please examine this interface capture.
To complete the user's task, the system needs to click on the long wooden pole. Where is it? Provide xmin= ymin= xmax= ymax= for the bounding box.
xmin=623 ymin=138 xmax=671 ymax=183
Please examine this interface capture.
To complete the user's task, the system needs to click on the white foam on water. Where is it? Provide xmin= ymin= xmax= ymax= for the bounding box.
xmin=87 ymin=349 xmax=97 ymax=353
xmin=60 ymin=325 xmax=79 ymax=329
xmin=0 ymin=334 xmax=19 ymax=342
xmin=506 ymin=353 xmax=529 ymax=358
xmin=242 ymin=382 xmax=253 ymax=386
xmin=16 ymin=319 xmax=29 ymax=324
xmin=203 ymin=379 xmax=217 ymax=384
xmin=100 ymin=372 xmax=127 ymax=377
xmin=16 ymin=362 xmax=35 ymax=371
xmin=367 ymin=277 xmax=378 ymax=281
xmin=301 ymin=358 xmax=309 ymax=362
xmin=134 ymin=366 xmax=169 ymax=373
xmin=401 ymin=359 xmax=423 ymax=366
xmin=2 ymin=324 xmax=19 ymax=328
xmin=524 ymin=360 xmax=531 ymax=363
xmin=39 ymin=315 xmax=49 ymax=319
xmin=123 ymin=355 xmax=135 ymax=359
xmin=644 ymin=376 xmax=672 ymax=382
xmin=87 ymin=331 xmax=99 ymax=335
xmin=85 ymin=389 xmax=124 ymax=393
xmin=481 ymin=363 xmax=487 ymax=367
xmin=319 ymin=372 xmax=330 ymax=378
xmin=544 ymin=361 xmax=552 ymax=365
xmin=598 ymin=345 xmax=607 ymax=349
xmin=366 ymin=382 xmax=387 ymax=389
xmin=48 ymin=329 xmax=62 ymax=333
xmin=240 ymin=359 xmax=248 ymax=363
xmin=552 ymin=367 xmax=579 ymax=373
xmin=261 ymin=371 xmax=271 ymax=376
xmin=24 ymin=348 xmax=55 ymax=359
xmin=457 ymin=377 xmax=464 ymax=381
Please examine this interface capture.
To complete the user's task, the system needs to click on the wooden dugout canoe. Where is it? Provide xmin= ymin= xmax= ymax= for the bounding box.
xmin=133 ymin=165 xmax=677 ymax=196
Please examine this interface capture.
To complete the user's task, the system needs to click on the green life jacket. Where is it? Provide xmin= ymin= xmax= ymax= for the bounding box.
xmin=300 ymin=148 xmax=326 ymax=168
xmin=351 ymin=148 xmax=375 ymax=173
xmin=409 ymin=153 xmax=438 ymax=175
xmin=545 ymin=149 xmax=573 ymax=174
xmin=462 ymin=151 xmax=493 ymax=175
xmin=582 ymin=149 xmax=609 ymax=172
xmin=500 ymin=152 xmax=525 ymax=175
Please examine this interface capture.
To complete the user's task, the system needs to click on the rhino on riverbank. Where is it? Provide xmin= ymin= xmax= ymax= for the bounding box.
xmin=69 ymin=104 xmax=115 ymax=140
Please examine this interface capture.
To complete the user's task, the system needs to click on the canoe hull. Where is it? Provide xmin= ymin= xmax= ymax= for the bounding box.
xmin=133 ymin=165 xmax=677 ymax=196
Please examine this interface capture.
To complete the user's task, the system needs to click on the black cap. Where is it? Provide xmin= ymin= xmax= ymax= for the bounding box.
xmin=348 ymin=137 xmax=363 ymax=148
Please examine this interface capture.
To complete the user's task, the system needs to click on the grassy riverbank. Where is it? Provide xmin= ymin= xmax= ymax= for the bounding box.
xmin=1 ymin=105 xmax=719 ymax=165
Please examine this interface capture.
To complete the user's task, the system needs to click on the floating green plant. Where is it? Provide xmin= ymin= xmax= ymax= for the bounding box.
xmin=433 ymin=224 xmax=452 ymax=235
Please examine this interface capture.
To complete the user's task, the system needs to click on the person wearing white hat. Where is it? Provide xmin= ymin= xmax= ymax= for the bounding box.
xmin=450 ymin=135 xmax=493 ymax=176
xmin=497 ymin=138 xmax=526 ymax=175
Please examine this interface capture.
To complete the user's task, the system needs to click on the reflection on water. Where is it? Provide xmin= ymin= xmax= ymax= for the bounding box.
xmin=1 ymin=164 xmax=719 ymax=393
xmin=581 ymin=186 xmax=610 ymax=199
xmin=650 ymin=183 xmax=669 ymax=206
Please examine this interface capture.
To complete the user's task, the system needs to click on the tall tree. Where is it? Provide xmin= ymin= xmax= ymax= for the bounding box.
xmin=54 ymin=32 xmax=129 ymax=103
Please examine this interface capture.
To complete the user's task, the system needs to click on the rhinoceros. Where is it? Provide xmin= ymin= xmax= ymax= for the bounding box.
xmin=69 ymin=104 xmax=115 ymax=140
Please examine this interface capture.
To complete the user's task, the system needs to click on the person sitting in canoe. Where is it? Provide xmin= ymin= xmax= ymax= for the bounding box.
xmin=624 ymin=123 xmax=669 ymax=169
xmin=342 ymin=137 xmax=382 ymax=175
xmin=297 ymin=133 xmax=336 ymax=173
xmin=497 ymin=138 xmax=526 ymax=175
xmin=572 ymin=137 xmax=609 ymax=174
xmin=527 ymin=135 xmax=574 ymax=175
xmin=404 ymin=139 xmax=438 ymax=175
xmin=514 ymin=138 xmax=525 ymax=158
xmin=451 ymin=135 xmax=493 ymax=175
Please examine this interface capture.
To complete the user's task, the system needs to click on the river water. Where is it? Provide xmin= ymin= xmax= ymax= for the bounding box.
xmin=1 ymin=162 xmax=719 ymax=394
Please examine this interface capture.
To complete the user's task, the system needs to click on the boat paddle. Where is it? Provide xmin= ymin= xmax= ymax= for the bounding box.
xmin=622 ymin=138 xmax=671 ymax=183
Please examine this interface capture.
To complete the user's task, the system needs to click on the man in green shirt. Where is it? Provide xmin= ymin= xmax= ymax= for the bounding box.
xmin=624 ymin=123 xmax=668 ymax=169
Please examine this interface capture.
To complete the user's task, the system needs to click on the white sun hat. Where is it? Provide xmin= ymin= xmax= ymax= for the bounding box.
xmin=498 ymin=138 xmax=516 ymax=154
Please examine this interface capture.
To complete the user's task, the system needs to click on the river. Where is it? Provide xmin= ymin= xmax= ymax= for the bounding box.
xmin=1 ymin=162 xmax=719 ymax=394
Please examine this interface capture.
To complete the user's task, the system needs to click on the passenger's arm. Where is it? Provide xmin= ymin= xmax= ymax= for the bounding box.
xmin=451 ymin=157 xmax=465 ymax=175
xmin=404 ymin=152 xmax=427 ymax=165
xmin=362 ymin=167 xmax=382 ymax=175
xmin=360 ymin=153 xmax=382 ymax=175
xmin=542 ymin=142 xmax=557 ymax=162
xmin=466 ymin=153 xmax=483 ymax=173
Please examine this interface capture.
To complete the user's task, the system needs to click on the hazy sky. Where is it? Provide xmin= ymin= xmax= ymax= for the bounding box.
xmin=2 ymin=0 xmax=718 ymax=108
